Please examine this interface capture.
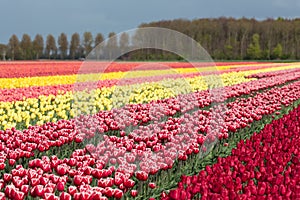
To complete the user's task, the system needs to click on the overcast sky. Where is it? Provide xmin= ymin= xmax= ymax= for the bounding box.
xmin=1 ymin=0 xmax=299 ymax=43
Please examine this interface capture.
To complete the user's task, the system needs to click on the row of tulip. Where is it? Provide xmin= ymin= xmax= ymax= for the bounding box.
xmin=0 ymin=69 xmax=256 ymax=130
xmin=0 ymin=68 xmax=299 ymax=168
xmin=0 ymin=63 xmax=237 ymax=89
xmin=0 ymin=62 xmax=296 ymax=90
xmin=246 ymin=67 xmax=300 ymax=78
xmin=0 ymin=63 xmax=296 ymax=103
xmin=0 ymin=68 xmax=252 ymax=103
xmin=1 ymin=73 xmax=300 ymax=199
xmin=0 ymin=61 xmax=270 ymax=78
xmin=2 ymin=64 xmax=300 ymax=131
xmin=2 ymin=65 xmax=300 ymax=131
xmin=0 ymin=104 xmax=297 ymax=200
xmin=162 ymin=104 xmax=300 ymax=199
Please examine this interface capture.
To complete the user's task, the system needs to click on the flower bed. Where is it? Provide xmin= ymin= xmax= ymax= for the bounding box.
xmin=162 ymin=104 xmax=300 ymax=199
xmin=2 ymin=65 xmax=300 ymax=130
xmin=1 ymin=71 xmax=300 ymax=199
xmin=0 ymin=62 xmax=300 ymax=200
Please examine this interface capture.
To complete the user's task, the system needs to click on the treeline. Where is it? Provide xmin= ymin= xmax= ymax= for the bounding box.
xmin=136 ymin=17 xmax=300 ymax=60
xmin=0 ymin=32 xmax=107 ymax=60
xmin=1 ymin=17 xmax=300 ymax=60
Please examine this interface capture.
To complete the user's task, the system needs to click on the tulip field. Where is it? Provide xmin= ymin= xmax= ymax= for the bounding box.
xmin=1 ymin=61 xmax=300 ymax=200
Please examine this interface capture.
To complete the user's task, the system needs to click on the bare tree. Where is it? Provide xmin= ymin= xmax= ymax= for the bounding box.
xmin=20 ymin=34 xmax=33 ymax=60
xmin=83 ymin=32 xmax=93 ymax=56
xmin=8 ymin=34 xmax=20 ymax=60
xmin=0 ymin=44 xmax=7 ymax=60
xmin=58 ymin=33 xmax=68 ymax=59
xmin=94 ymin=33 xmax=104 ymax=60
xmin=69 ymin=33 xmax=80 ymax=59
xmin=106 ymin=32 xmax=117 ymax=59
xmin=32 ymin=34 xmax=44 ymax=59
xmin=45 ymin=34 xmax=57 ymax=59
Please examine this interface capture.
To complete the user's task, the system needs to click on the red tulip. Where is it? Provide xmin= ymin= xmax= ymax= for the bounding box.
xmin=169 ymin=189 xmax=180 ymax=199
xmin=113 ymin=189 xmax=123 ymax=199
xmin=9 ymin=159 xmax=16 ymax=166
xmin=149 ymin=182 xmax=156 ymax=189
xmin=135 ymin=171 xmax=148 ymax=181
xmin=56 ymin=165 xmax=67 ymax=176
xmin=3 ymin=173 xmax=12 ymax=182
xmin=73 ymin=175 xmax=82 ymax=186
xmin=43 ymin=192 xmax=56 ymax=200
xmin=130 ymin=190 xmax=138 ymax=197
xmin=57 ymin=182 xmax=65 ymax=192
xmin=0 ymin=163 xmax=5 ymax=170
xmin=67 ymin=186 xmax=77 ymax=196
xmin=68 ymin=158 xmax=77 ymax=166
xmin=60 ymin=192 xmax=71 ymax=200
xmin=21 ymin=185 xmax=29 ymax=194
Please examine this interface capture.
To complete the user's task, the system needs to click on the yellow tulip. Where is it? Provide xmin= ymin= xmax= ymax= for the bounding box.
xmin=1 ymin=63 xmax=300 ymax=130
